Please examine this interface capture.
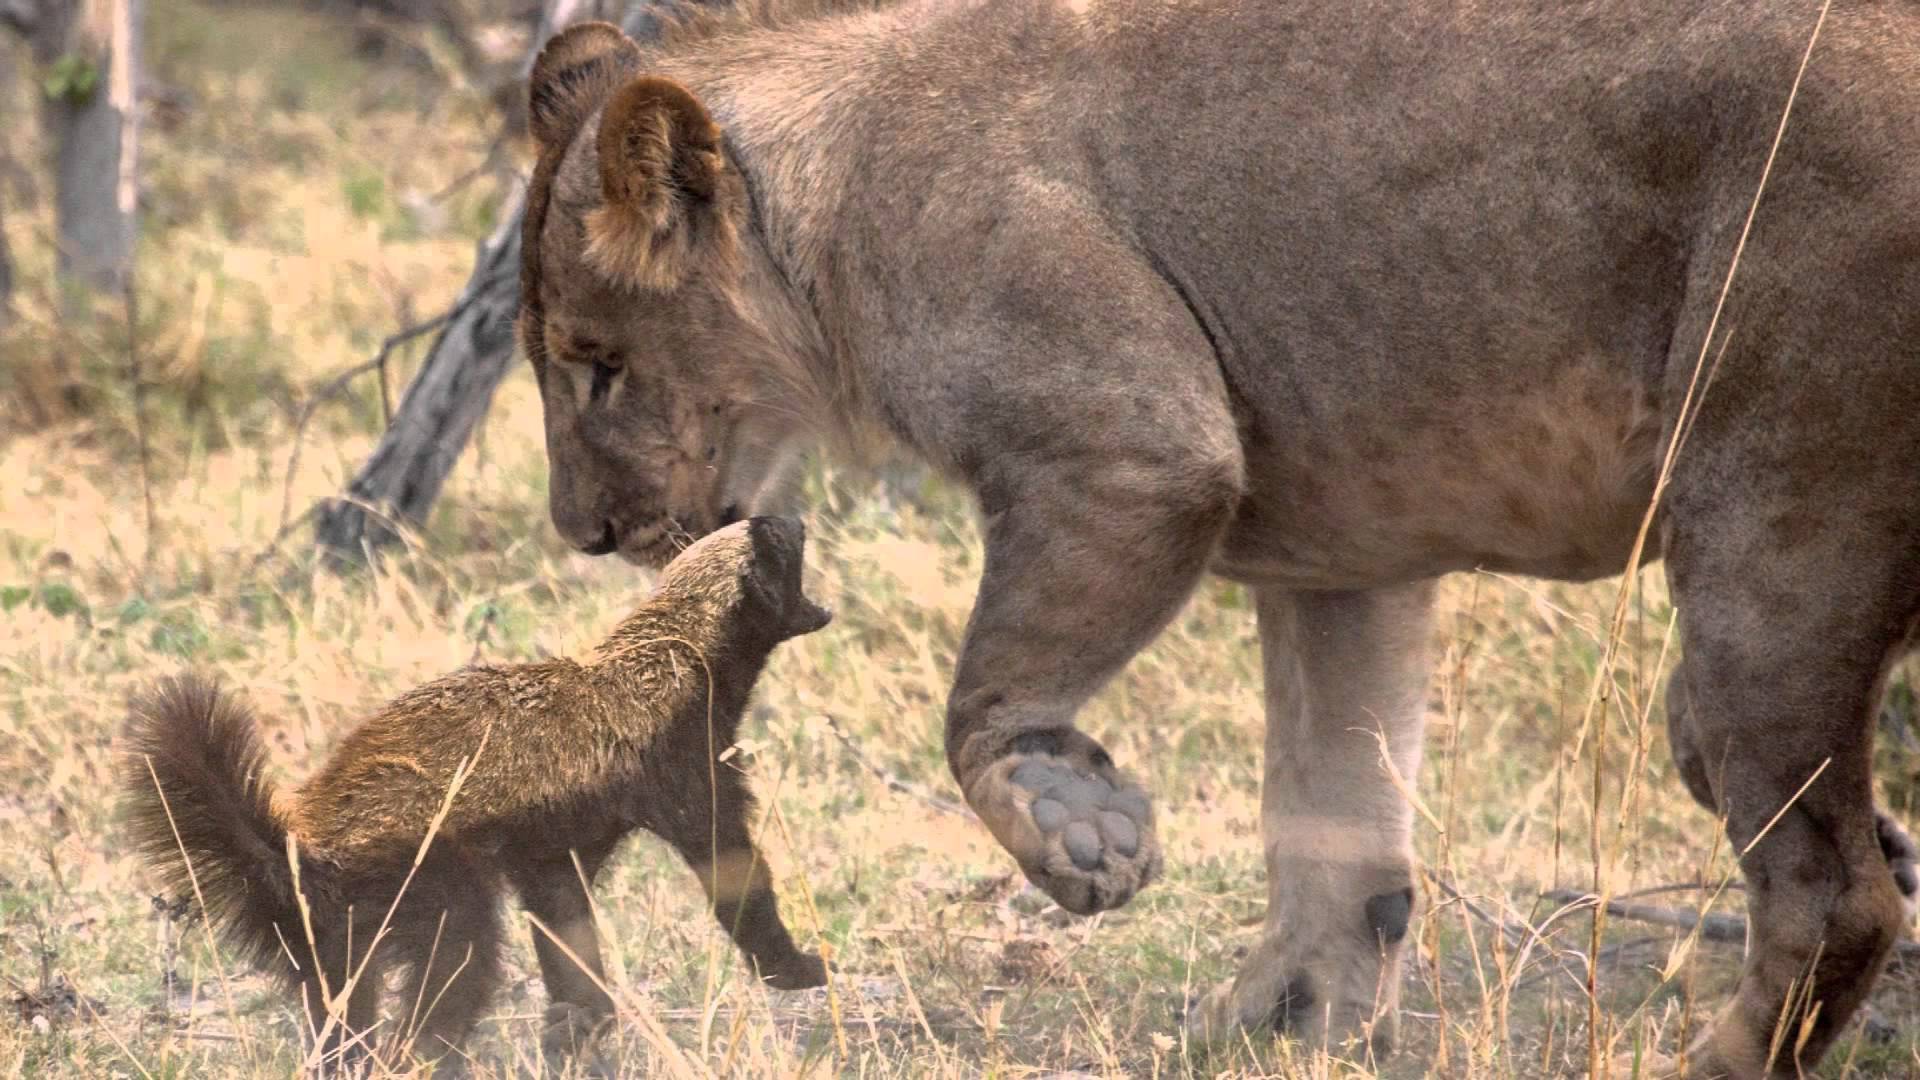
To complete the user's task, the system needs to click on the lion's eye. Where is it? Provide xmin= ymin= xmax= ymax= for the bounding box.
xmin=588 ymin=361 xmax=617 ymax=405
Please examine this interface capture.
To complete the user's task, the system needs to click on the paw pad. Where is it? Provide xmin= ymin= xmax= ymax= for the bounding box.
xmin=1010 ymin=757 xmax=1150 ymax=883
xmin=1063 ymin=821 xmax=1102 ymax=869
xmin=979 ymin=740 xmax=1161 ymax=914
xmin=1030 ymin=798 xmax=1070 ymax=832
xmin=1096 ymin=810 xmax=1139 ymax=856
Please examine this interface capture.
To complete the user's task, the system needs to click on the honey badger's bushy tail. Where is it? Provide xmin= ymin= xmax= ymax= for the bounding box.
xmin=122 ymin=674 xmax=304 ymax=983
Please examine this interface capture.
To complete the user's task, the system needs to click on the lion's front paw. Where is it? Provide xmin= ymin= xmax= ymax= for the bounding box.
xmin=965 ymin=729 xmax=1161 ymax=915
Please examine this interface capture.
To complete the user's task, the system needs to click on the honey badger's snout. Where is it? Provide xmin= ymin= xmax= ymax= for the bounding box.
xmin=748 ymin=516 xmax=832 ymax=636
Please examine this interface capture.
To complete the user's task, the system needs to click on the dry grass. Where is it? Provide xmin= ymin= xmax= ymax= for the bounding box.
xmin=3 ymin=2 xmax=1920 ymax=1077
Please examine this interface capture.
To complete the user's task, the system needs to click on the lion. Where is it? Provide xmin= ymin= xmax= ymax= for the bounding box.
xmin=123 ymin=518 xmax=831 ymax=1069
xmin=515 ymin=5 xmax=1920 ymax=1076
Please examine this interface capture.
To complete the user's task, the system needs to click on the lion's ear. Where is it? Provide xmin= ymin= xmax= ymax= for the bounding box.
xmin=529 ymin=22 xmax=642 ymax=151
xmin=585 ymin=75 xmax=739 ymax=291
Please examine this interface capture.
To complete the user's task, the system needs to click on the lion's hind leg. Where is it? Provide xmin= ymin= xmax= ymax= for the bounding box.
xmin=1667 ymin=659 xmax=1920 ymax=922
xmin=1648 ymin=349 xmax=1920 ymax=1074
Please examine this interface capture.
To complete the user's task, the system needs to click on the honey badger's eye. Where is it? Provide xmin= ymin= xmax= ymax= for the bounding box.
xmin=588 ymin=361 xmax=617 ymax=405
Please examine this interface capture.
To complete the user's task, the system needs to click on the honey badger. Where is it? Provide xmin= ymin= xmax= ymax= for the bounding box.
xmin=123 ymin=517 xmax=831 ymax=1067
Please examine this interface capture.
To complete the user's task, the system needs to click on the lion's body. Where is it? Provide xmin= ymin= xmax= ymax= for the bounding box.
xmin=654 ymin=0 xmax=1916 ymax=587
xmin=520 ymin=4 xmax=1920 ymax=1075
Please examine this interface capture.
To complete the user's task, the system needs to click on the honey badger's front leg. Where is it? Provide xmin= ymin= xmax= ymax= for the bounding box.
xmin=939 ymin=306 xmax=1243 ymax=914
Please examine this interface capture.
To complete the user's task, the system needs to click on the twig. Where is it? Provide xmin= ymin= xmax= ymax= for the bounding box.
xmin=1514 ymin=935 xmax=1665 ymax=993
xmin=1542 ymin=889 xmax=1920 ymax=962
xmin=1605 ymin=880 xmax=1741 ymax=902
xmin=821 ymin=714 xmax=970 ymax=818
xmin=247 ymin=504 xmax=320 ymax=576
xmin=1425 ymin=869 xmax=1528 ymax=950
xmin=1545 ymin=888 xmax=1747 ymax=945
xmin=1424 ymin=870 xmax=1597 ymax=997
xmin=275 ymin=304 xmax=464 ymax=538
xmin=431 ymin=125 xmax=511 ymax=203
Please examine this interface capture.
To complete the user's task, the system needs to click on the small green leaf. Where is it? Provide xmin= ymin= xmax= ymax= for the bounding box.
xmin=151 ymin=612 xmax=209 ymax=658
xmin=464 ymin=600 xmax=501 ymax=639
xmin=0 ymin=585 xmax=29 ymax=613
xmin=42 ymin=54 xmax=100 ymax=104
xmin=36 ymin=582 xmax=86 ymax=618
xmin=342 ymin=168 xmax=386 ymax=220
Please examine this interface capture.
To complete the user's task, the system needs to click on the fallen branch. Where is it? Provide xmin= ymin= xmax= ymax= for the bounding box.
xmin=1425 ymin=869 xmax=1598 ymax=996
xmin=1543 ymin=888 xmax=1749 ymax=947
xmin=311 ymin=180 xmax=527 ymax=558
xmin=1513 ymin=935 xmax=1664 ymax=993
xmin=1542 ymin=888 xmax=1920 ymax=963
xmin=1425 ymin=869 xmax=1528 ymax=950
xmin=275 ymin=306 xmax=463 ymax=538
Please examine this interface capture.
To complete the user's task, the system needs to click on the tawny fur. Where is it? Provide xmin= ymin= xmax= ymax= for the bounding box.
xmin=585 ymin=75 xmax=740 ymax=292
xmin=527 ymin=21 xmax=641 ymax=149
xmin=122 ymin=518 xmax=831 ymax=1068
xmin=517 ymin=5 xmax=1920 ymax=1077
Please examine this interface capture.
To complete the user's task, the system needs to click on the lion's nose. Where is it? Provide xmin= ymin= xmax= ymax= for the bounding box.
xmin=578 ymin=522 xmax=618 ymax=556
xmin=717 ymin=503 xmax=743 ymax=528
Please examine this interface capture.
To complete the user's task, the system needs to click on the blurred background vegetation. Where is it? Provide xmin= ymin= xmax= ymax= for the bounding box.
xmin=0 ymin=1 xmax=1918 ymax=1076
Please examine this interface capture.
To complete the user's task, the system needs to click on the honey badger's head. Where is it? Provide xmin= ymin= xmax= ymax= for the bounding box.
xmin=655 ymin=516 xmax=832 ymax=641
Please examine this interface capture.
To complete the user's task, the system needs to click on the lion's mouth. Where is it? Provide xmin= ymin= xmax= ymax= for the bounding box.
xmin=616 ymin=519 xmax=702 ymax=568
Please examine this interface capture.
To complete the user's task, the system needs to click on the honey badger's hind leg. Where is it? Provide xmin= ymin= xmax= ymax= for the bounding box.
xmin=389 ymin=854 xmax=505 ymax=1070
xmin=506 ymin=841 xmax=620 ymax=1057
xmin=299 ymin=920 xmax=387 ymax=1077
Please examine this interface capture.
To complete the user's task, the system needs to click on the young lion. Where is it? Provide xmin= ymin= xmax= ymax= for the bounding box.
xmin=123 ymin=517 xmax=831 ymax=1067
xmin=517 ymin=5 xmax=1920 ymax=1076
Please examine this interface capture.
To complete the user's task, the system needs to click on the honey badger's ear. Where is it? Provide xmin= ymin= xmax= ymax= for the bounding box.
xmin=585 ymin=75 xmax=740 ymax=291
xmin=528 ymin=22 xmax=642 ymax=151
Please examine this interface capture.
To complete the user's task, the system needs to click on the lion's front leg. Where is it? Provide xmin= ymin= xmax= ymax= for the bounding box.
xmin=945 ymin=450 xmax=1241 ymax=915
xmin=1189 ymin=583 xmax=1436 ymax=1057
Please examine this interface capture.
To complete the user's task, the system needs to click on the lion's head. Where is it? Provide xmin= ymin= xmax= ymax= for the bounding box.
xmin=519 ymin=22 xmax=812 ymax=567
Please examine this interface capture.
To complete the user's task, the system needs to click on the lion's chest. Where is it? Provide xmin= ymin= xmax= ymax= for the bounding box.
xmin=1213 ymin=366 xmax=1665 ymax=588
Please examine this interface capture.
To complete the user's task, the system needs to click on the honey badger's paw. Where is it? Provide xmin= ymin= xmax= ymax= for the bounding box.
xmin=963 ymin=729 xmax=1161 ymax=914
xmin=540 ymin=1001 xmax=613 ymax=1059
xmin=1877 ymin=811 xmax=1919 ymax=922
xmin=758 ymin=950 xmax=829 ymax=990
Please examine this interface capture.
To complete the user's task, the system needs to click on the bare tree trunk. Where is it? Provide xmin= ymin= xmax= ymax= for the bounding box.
xmin=0 ymin=29 xmax=15 ymax=332
xmin=33 ymin=0 xmax=139 ymax=303
xmin=0 ymin=196 xmax=13 ymax=334
xmin=313 ymin=181 xmax=526 ymax=556
xmin=313 ymin=0 xmax=665 ymax=562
